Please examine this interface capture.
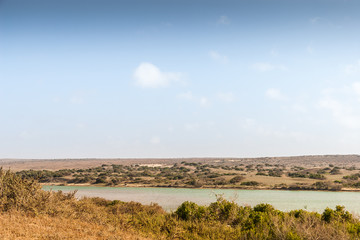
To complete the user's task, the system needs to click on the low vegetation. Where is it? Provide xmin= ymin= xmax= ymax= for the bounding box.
xmin=1 ymin=168 xmax=360 ymax=239
xmin=14 ymin=161 xmax=360 ymax=191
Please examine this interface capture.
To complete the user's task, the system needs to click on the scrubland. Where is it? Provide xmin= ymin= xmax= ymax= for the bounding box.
xmin=14 ymin=160 xmax=360 ymax=191
xmin=1 ymin=168 xmax=360 ymax=239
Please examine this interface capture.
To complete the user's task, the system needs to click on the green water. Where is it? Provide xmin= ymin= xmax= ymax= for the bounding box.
xmin=42 ymin=185 xmax=360 ymax=213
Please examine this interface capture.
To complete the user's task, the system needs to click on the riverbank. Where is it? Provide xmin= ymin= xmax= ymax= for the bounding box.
xmin=41 ymin=181 xmax=360 ymax=192
xmin=14 ymin=159 xmax=360 ymax=193
xmin=2 ymin=169 xmax=360 ymax=240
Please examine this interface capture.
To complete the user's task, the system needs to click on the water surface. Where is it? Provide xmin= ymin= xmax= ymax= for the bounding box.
xmin=42 ymin=185 xmax=360 ymax=214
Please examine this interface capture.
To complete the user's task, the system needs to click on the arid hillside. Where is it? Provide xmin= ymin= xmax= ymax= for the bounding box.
xmin=2 ymin=155 xmax=360 ymax=171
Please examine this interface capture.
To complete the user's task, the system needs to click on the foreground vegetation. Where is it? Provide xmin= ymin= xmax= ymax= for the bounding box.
xmin=1 ymin=169 xmax=360 ymax=239
xmin=15 ymin=161 xmax=360 ymax=191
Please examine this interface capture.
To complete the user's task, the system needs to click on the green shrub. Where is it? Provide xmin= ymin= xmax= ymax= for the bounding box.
xmin=241 ymin=181 xmax=259 ymax=186
xmin=175 ymin=201 xmax=205 ymax=221
xmin=253 ymin=203 xmax=275 ymax=213
xmin=322 ymin=205 xmax=352 ymax=223
xmin=229 ymin=176 xmax=244 ymax=184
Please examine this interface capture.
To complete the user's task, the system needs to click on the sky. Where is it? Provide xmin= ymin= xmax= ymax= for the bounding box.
xmin=1 ymin=0 xmax=360 ymax=159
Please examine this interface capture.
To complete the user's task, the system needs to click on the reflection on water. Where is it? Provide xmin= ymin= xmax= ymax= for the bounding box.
xmin=42 ymin=185 xmax=360 ymax=214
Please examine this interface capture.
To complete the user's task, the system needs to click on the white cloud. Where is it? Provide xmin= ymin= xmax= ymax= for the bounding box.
xmin=167 ymin=126 xmax=174 ymax=132
xmin=162 ymin=22 xmax=172 ymax=27
xmin=309 ymin=17 xmax=321 ymax=24
xmin=52 ymin=97 xmax=61 ymax=103
xmin=319 ymin=98 xmax=360 ymax=129
xmin=265 ymin=88 xmax=286 ymax=100
xmin=19 ymin=130 xmax=31 ymax=140
xmin=209 ymin=51 xmax=228 ymax=64
xmin=200 ymin=97 xmax=209 ymax=106
xmin=270 ymin=49 xmax=279 ymax=57
xmin=133 ymin=62 xmax=181 ymax=88
xmin=319 ymin=82 xmax=360 ymax=129
xmin=306 ymin=45 xmax=314 ymax=54
xmin=177 ymin=91 xmax=209 ymax=107
xmin=177 ymin=91 xmax=194 ymax=100
xmin=70 ymin=96 xmax=84 ymax=104
xmin=251 ymin=62 xmax=287 ymax=72
xmin=352 ymin=82 xmax=360 ymax=97
xmin=239 ymin=118 xmax=307 ymax=142
xmin=291 ymin=104 xmax=308 ymax=113
xmin=344 ymin=60 xmax=360 ymax=75
xmin=217 ymin=15 xmax=230 ymax=25
xmin=150 ymin=136 xmax=160 ymax=144
xmin=217 ymin=92 xmax=235 ymax=102
xmin=185 ymin=123 xmax=199 ymax=131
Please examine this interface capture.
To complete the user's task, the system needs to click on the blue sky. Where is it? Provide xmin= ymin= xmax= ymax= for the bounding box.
xmin=1 ymin=0 xmax=360 ymax=158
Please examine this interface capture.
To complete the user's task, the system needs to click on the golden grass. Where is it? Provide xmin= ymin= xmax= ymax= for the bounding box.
xmin=248 ymin=174 xmax=317 ymax=185
xmin=0 ymin=212 xmax=149 ymax=240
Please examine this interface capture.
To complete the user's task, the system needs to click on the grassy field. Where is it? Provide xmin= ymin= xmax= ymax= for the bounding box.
xmin=1 ymin=169 xmax=360 ymax=239
xmin=0 ymin=212 xmax=148 ymax=240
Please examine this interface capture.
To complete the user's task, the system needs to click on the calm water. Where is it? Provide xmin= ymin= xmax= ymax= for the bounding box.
xmin=42 ymin=185 xmax=360 ymax=214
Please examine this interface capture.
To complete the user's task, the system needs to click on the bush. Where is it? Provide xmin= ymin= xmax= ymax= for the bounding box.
xmin=230 ymin=175 xmax=244 ymax=184
xmin=322 ymin=205 xmax=352 ymax=223
xmin=0 ymin=169 xmax=76 ymax=215
xmin=241 ymin=181 xmax=259 ymax=186
xmin=253 ymin=203 xmax=275 ymax=213
xmin=95 ymin=177 xmax=107 ymax=184
xmin=175 ymin=201 xmax=205 ymax=221
xmin=330 ymin=167 xmax=341 ymax=175
xmin=256 ymin=172 xmax=267 ymax=176
xmin=309 ymin=173 xmax=326 ymax=180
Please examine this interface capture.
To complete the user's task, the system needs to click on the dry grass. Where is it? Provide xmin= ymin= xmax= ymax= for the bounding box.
xmin=247 ymin=174 xmax=319 ymax=185
xmin=0 ymin=212 xmax=149 ymax=240
xmin=0 ymin=169 xmax=155 ymax=240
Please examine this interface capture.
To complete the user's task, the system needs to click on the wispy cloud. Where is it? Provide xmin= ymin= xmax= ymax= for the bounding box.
xmin=265 ymin=88 xmax=287 ymax=101
xmin=344 ymin=60 xmax=360 ymax=75
xmin=217 ymin=92 xmax=235 ymax=102
xmin=251 ymin=62 xmax=286 ymax=72
xmin=270 ymin=49 xmax=279 ymax=57
xmin=319 ymin=98 xmax=360 ymax=129
xmin=200 ymin=97 xmax=209 ymax=106
xmin=306 ymin=45 xmax=314 ymax=54
xmin=291 ymin=104 xmax=308 ymax=113
xmin=177 ymin=91 xmax=209 ymax=107
xmin=150 ymin=136 xmax=160 ymax=144
xmin=209 ymin=50 xmax=228 ymax=64
xmin=133 ymin=62 xmax=182 ymax=88
xmin=217 ymin=15 xmax=230 ymax=25
xmin=70 ymin=96 xmax=85 ymax=104
xmin=319 ymin=82 xmax=360 ymax=129
xmin=177 ymin=91 xmax=193 ymax=100
xmin=309 ymin=17 xmax=321 ymax=24
xmin=19 ymin=130 xmax=31 ymax=140
xmin=352 ymin=82 xmax=360 ymax=97
xmin=184 ymin=123 xmax=199 ymax=131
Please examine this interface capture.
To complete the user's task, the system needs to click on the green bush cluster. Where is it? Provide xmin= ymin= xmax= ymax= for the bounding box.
xmin=173 ymin=196 xmax=360 ymax=239
xmin=288 ymin=172 xmax=326 ymax=180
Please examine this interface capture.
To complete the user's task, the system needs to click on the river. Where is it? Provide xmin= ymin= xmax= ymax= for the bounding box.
xmin=42 ymin=185 xmax=360 ymax=214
